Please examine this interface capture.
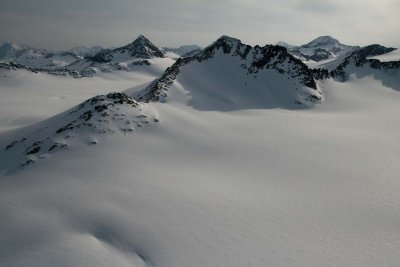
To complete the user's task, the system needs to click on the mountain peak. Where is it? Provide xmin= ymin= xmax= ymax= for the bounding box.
xmin=276 ymin=41 xmax=295 ymax=49
xmin=203 ymin=35 xmax=243 ymax=55
xmin=304 ymin=36 xmax=340 ymax=48
xmin=117 ymin=35 xmax=163 ymax=58
xmin=132 ymin=35 xmax=151 ymax=44
xmin=215 ymin=35 xmax=242 ymax=46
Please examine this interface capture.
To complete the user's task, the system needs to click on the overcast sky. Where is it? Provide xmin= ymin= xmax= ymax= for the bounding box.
xmin=0 ymin=0 xmax=399 ymax=50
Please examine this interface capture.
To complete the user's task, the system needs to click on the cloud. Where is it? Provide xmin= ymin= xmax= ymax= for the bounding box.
xmin=296 ymin=0 xmax=338 ymax=14
xmin=0 ymin=0 xmax=398 ymax=49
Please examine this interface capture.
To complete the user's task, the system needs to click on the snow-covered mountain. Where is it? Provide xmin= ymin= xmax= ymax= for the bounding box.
xmin=0 ymin=42 xmax=81 ymax=70
xmin=135 ymin=35 xmax=322 ymax=110
xmin=329 ymin=45 xmax=399 ymax=81
xmin=69 ymin=45 xmax=104 ymax=57
xmin=275 ymin=41 xmax=296 ymax=49
xmin=62 ymin=35 xmax=170 ymax=77
xmin=4 ymin=92 xmax=158 ymax=170
xmin=309 ymin=44 xmax=399 ymax=83
xmin=13 ymin=50 xmax=81 ymax=70
xmin=279 ymin=36 xmax=359 ymax=62
xmin=0 ymin=42 xmax=32 ymax=59
xmin=162 ymin=45 xmax=202 ymax=58
xmin=99 ymin=35 xmax=164 ymax=60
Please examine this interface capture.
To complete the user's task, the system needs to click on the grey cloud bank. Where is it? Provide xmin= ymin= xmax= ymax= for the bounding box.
xmin=0 ymin=0 xmax=399 ymax=49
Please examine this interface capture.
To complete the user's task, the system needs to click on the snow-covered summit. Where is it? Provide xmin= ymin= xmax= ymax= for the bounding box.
xmin=303 ymin=36 xmax=341 ymax=48
xmin=283 ymin=36 xmax=359 ymax=62
xmin=111 ymin=35 xmax=164 ymax=59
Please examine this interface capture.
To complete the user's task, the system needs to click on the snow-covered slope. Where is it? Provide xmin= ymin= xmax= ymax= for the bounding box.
xmin=0 ymin=63 xmax=168 ymax=133
xmin=2 ymin=70 xmax=400 ymax=266
xmin=4 ymin=92 xmax=158 ymax=170
xmin=2 ymin=34 xmax=400 ymax=267
xmin=136 ymin=36 xmax=322 ymax=110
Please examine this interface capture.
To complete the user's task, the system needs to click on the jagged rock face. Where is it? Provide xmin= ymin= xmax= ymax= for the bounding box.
xmin=4 ymin=92 xmax=158 ymax=169
xmin=89 ymin=49 xmax=114 ymax=63
xmin=134 ymin=35 xmax=322 ymax=108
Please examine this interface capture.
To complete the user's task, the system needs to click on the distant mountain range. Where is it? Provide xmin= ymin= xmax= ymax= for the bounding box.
xmin=0 ymin=36 xmax=201 ymax=77
xmin=0 ymin=35 xmax=398 ymax=82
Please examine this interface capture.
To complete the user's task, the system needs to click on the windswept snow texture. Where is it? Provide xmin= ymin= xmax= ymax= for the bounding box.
xmin=136 ymin=36 xmax=322 ymax=110
xmin=1 ymin=72 xmax=400 ymax=267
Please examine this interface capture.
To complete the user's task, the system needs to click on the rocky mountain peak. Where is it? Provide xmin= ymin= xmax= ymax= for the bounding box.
xmin=118 ymin=35 xmax=164 ymax=58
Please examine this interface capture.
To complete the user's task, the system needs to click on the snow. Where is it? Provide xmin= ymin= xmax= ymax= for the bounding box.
xmin=0 ymin=65 xmax=168 ymax=132
xmin=69 ymin=45 xmax=104 ymax=57
xmin=164 ymin=50 xmax=321 ymax=110
xmin=162 ymin=45 xmax=202 ymax=57
xmin=368 ymin=48 xmax=400 ymax=62
xmin=14 ymin=50 xmax=80 ymax=69
xmin=1 ymin=54 xmax=400 ymax=266
xmin=286 ymin=36 xmax=358 ymax=62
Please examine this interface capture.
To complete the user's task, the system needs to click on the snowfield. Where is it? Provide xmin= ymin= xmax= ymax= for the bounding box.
xmin=1 ymin=47 xmax=400 ymax=266
xmin=0 ymin=58 xmax=172 ymax=132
